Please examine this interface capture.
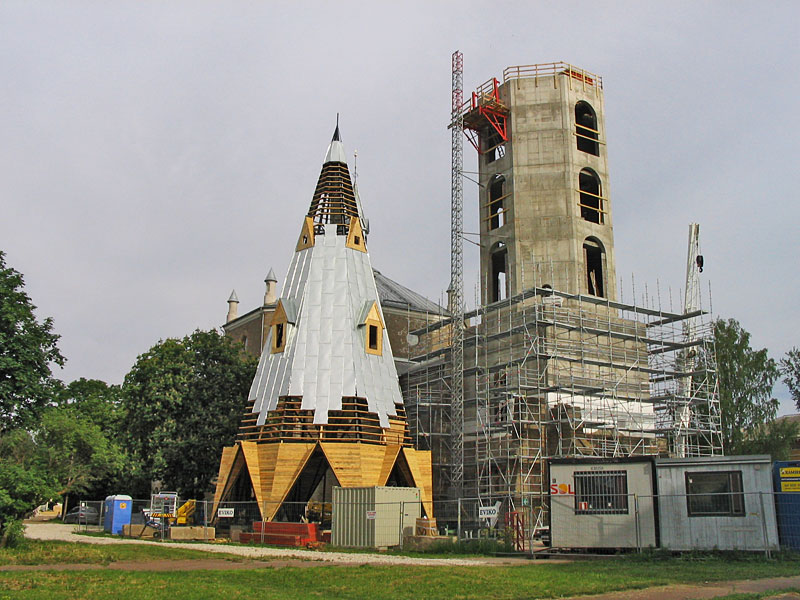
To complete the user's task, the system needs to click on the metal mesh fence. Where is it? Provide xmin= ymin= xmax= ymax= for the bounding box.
xmin=71 ymin=490 xmax=799 ymax=553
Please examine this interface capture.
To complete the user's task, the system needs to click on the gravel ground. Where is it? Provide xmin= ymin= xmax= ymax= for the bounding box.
xmin=23 ymin=522 xmax=531 ymax=567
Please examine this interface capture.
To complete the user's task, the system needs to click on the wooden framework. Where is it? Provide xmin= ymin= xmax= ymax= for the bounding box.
xmin=237 ymin=396 xmax=410 ymax=446
xmin=307 ymin=162 xmax=359 ymax=226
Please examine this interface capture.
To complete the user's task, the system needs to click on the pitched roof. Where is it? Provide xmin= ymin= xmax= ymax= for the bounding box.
xmin=373 ymin=269 xmax=448 ymax=315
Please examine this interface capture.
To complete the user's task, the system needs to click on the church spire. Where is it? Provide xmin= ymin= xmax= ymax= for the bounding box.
xmin=308 ymin=120 xmax=359 ymax=225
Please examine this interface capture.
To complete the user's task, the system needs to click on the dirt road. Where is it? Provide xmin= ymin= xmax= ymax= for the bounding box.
xmin=22 ymin=522 xmax=529 ymax=567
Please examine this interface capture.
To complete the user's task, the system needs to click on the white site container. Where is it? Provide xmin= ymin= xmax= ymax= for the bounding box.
xmin=331 ymin=486 xmax=421 ymax=548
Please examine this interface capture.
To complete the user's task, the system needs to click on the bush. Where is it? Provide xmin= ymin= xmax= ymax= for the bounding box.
xmin=0 ymin=519 xmax=26 ymax=549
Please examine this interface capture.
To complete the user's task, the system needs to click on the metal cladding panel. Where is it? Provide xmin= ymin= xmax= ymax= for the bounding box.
xmin=248 ymin=222 xmax=404 ymax=428
xmin=249 ymin=247 xmax=312 ymax=421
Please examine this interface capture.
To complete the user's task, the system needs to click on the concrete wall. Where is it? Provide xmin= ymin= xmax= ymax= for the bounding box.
xmin=478 ymin=72 xmax=616 ymax=304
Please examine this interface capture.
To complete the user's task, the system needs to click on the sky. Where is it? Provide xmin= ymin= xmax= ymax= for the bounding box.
xmin=1 ymin=1 xmax=798 ymax=414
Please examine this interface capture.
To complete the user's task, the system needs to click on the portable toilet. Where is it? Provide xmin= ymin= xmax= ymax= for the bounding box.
xmin=104 ymin=495 xmax=133 ymax=535
xmin=773 ymin=461 xmax=800 ymax=550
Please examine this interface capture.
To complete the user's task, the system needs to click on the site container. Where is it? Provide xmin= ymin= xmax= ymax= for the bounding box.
xmin=331 ymin=486 xmax=420 ymax=548
xmin=656 ymin=455 xmax=779 ymax=551
xmin=773 ymin=460 xmax=800 ymax=550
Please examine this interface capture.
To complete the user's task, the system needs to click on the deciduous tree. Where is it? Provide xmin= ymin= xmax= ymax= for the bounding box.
xmin=714 ymin=318 xmax=795 ymax=457
xmin=0 ymin=250 xmax=64 ymax=431
xmin=121 ymin=330 xmax=256 ymax=498
xmin=780 ymin=347 xmax=800 ymax=411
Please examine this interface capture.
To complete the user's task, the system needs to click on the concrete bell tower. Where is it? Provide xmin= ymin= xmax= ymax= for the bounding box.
xmin=465 ymin=63 xmax=617 ymax=303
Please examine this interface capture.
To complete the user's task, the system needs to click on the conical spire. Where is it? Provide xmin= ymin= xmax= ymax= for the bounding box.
xmin=308 ymin=120 xmax=359 ymax=225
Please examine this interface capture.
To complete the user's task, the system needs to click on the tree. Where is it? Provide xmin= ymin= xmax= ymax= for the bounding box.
xmin=34 ymin=407 xmax=125 ymax=500
xmin=0 ymin=430 xmax=57 ymax=547
xmin=54 ymin=378 xmax=124 ymax=433
xmin=714 ymin=318 xmax=795 ymax=457
xmin=0 ymin=250 xmax=65 ymax=432
xmin=780 ymin=347 xmax=800 ymax=411
xmin=121 ymin=330 xmax=257 ymax=498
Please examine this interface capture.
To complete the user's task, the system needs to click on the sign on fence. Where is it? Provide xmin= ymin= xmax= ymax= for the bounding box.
xmin=366 ymin=511 xmax=376 ymax=520
xmin=478 ymin=506 xmax=498 ymax=519
xmin=217 ymin=508 xmax=235 ymax=518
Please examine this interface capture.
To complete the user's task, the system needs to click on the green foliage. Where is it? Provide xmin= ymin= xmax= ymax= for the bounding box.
xmin=121 ymin=330 xmax=257 ymax=498
xmin=0 ymin=434 xmax=57 ymax=547
xmin=0 ymin=250 xmax=64 ymax=432
xmin=714 ymin=319 xmax=785 ymax=456
xmin=34 ymin=407 xmax=125 ymax=497
xmin=780 ymin=347 xmax=800 ymax=411
xmin=53 ymin=378 xmax=124 ymax=431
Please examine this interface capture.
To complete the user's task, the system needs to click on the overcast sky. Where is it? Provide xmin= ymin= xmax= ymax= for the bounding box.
xmin=1 ymin=1 xmax=798 ymax=414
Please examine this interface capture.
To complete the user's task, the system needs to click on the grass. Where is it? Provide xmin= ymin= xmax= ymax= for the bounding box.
xmin=0 ymin=540 xmax=244 ymax=566
xmin=0 ymin=548 xmax=799 ymax=599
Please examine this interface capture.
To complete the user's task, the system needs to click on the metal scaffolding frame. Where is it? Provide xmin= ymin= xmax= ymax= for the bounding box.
xmin=401 ymin=262 xmax=723 ymax=518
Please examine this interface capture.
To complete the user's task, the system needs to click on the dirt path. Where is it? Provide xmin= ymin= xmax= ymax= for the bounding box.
xmin=22 ymin=522 xmax=533 ymax=567
xmin=561 ymin=577 xmax=800 ymax=600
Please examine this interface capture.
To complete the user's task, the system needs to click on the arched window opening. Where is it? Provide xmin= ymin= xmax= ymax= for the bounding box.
xmin=583 ymin=238 xmax=605 ymax=298
xmin=484 ymin=127 xmax=506 ymax=163
xmin=575 ymin=101 xmax=599 ymax=156
xmin=579 ymin=169 xmax=603 ymax=224
xmin=490 ymin=242 xmax=508 ymax=303
xmin=488 ymin=175 xmax=506 ymax=230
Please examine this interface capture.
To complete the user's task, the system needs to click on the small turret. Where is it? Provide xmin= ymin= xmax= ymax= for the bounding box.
xmin=264 ymin=268 xmax=277 ymax=305
xmin=226 ymin=290 xmax=239 ymax=323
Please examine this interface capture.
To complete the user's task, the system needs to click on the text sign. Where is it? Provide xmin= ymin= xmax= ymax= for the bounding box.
xmin=366 ymin=511 xmax=377 ymax=520
xmin=217 ymin=508 xmax=235 ymax=518
xmin=780 ymin=467 xmax=800 ymax=478
xmin=478 ymin=506 xmax=498 ymax=519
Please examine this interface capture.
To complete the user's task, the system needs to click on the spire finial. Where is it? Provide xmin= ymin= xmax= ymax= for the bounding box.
xmin=332 ymin=113 xmax=341 ymax=142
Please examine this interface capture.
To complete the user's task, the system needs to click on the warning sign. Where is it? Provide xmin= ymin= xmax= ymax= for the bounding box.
xmin=366 ymin=511 xmax=376 ymax=520
xmin=781 ymin=481 xmax=800 ymax=493
xmin=780 ymin=467 xmax=800 ymax=478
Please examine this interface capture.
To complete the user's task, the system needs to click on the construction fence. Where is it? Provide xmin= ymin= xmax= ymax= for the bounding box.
xmin=70 ymin=492 xmax=799 ymax=554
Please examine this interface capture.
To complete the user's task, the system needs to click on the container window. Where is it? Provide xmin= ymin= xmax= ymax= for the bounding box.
xmin=574 ymin=470 xmax=628 ymax=514
xmin=685 ymin=471 xmax=745 ymax=517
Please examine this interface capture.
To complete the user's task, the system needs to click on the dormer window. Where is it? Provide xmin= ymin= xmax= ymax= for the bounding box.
xmin=359 ymin=300 xmax=384 ymax=356
xmin=270 ymin=298 xmax=297 ymax=354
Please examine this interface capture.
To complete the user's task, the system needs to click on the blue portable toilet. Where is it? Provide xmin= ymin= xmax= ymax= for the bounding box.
xmin=104 ymin=495 xmax=133 ymax=535
xmin=773 ymin=461 xmax=800 ymax=550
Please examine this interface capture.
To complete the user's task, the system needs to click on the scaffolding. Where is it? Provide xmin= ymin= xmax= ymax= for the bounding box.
xmin=400 ymin=262 xmax=723 ymax=517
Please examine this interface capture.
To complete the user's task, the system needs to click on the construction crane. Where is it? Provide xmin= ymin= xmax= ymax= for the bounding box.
xmin=449 ymin=50 xmax=465 ymax=493
xmin=676 ymin=223 xmax=703 ymax=457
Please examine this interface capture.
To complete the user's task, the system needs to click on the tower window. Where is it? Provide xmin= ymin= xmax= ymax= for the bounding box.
xmin=584 ymin=238 xmax=605 ymax=298
xmin=273 ymin=323 xmax=285 ymax=353
xmin=484 ymin=128 xmax=506 ymax=163
xmin=362 ymin=301 xmax=384 ymax=356
xmin=579 ymin=168 xmax=603 ymax=224
xmin=575 ymin=101 xmax=599 ymax=156
xmin=488 ymin=175 xmax=506 ymax=230
xmin=368 ymin=325 xmax=378 ymax=350
xmin=490 ymin=242 xmax=508 ymax=303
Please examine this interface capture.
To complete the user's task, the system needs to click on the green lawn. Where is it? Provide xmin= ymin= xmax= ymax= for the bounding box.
xmin=0 ymin=550 xmax=799 ymax=600
xmin=0 ymin=540 xmax=245 ymax=566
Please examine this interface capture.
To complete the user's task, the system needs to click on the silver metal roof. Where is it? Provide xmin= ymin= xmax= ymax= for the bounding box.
xmin=265 ymin=268 xmax=277 ymax=282
xmin=372 ymin=269 xmax=447 ymax=314
xmin=247 ymin=223 xmax=403 ymax=428
xmin=228 ymin=290 xmax=239 ymax=302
